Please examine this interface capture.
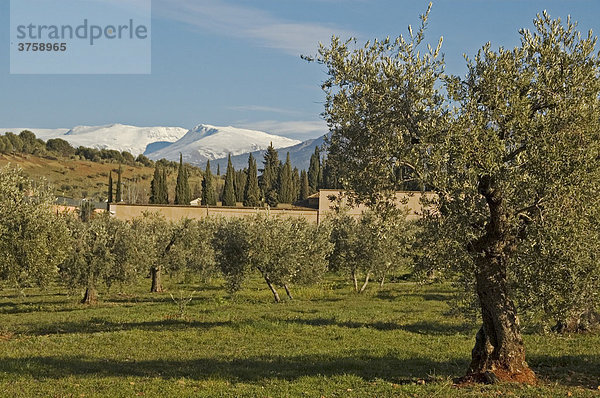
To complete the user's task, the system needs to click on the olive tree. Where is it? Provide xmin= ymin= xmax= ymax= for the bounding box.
xmin=130 ymin=213 xmax=192 ymax=292
xmin=170 ymin=218 xmax=217 ymax=282
xmin=61 ymin=213 xmax=135 ymax=304
xmin=513 ymin=183 xmax=600 ymax=333
xmin=327 ymin=211 xmax=362 ymax=291
xmin=328 ymin=209 xmax=413 ymax=293
xmin=213 ymin=215 xmax=330 ymax=302
xmin=313 ymin=6 xmax=600 ymax=382
xmin=213 ymin=217 xmax=251 ymax=293
xmin=0 ymin=165 xmax=69 ymax=290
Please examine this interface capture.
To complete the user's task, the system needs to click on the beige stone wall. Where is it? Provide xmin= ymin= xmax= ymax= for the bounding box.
xmin=110 ymin=190 xmax=435 ymax=223
xmin=110 ymin=203 xmax=319 ymax=223
xmin=317 ymin=189 xmax=435 ymax=221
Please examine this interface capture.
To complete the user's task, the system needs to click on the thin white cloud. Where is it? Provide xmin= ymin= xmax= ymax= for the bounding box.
xmin=238 ymin=120 xmax=327 ymax=138
xmin=228 ymin=105 xmax=303 ymax=115
xmin=154 ymin=0 xmax=356 ymax=55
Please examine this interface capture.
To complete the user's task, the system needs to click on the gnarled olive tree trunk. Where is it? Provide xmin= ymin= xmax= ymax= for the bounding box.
xmin=465 ymin=177 xmax=536 ymax=384
xmin=150 ymin=266 xmax=163 ymax=293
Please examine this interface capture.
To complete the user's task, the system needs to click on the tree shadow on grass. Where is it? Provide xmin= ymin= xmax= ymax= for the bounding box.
xmin=422 ymin=294 xmax=450 ymax=301
xmin=529 ymin=355 xmax=600 ymax=389
xmin=289 ymin=318 xmax=474 ymax=335
xmin=374 ymin=291 xmax=450 ymax=302
xmin=27 ymin=319 xmax=237 ymax=336
xmin=2 ymin=354 xmax=596 ymax=388
xmin=398 ymin=321 xmax=474 ymax=336
xmin=0 ymin=354 xmax=465 ymax=384
xmin=106 ymin=295 xmax=187 ymax=305
xmin=289 ymin=317 xmax=401 ymax=331
xmin=0 ymin=305 xmax=84 ymax=315
xmin=374 ymin=290 xmax=401 ymax=301
xmin=25 ymin=317 xmax=474 ymax=337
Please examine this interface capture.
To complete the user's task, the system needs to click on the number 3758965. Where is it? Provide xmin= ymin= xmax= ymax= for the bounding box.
xmin=17 ymin=43 xmax=67 ymax=52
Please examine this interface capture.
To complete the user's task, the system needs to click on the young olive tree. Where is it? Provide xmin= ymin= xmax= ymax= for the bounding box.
xmin=213 ymin=215 xmax=330 ymax=302
xmin=130 ymin=213 xmax=191 ymax=293
xmin=213 ymin=217 xmax=251 ymax=293
xmin=170 ymin=218 xmax=217 ymax=282
xmin=246 ymin=215 xmax=331 ymax=302
xmin=327 ymin=211 xmax=362 ymax=292
xmin=293 ymin=219 xmax=332 ymax=288
xmin=0 ymin=166 xmax=69 ymax=290
xmin=313 ymin=6 xmax=600 ymax=382
xmin=328 ymin=209 xmax=413 ymax=293
xmin=244 ymin=215 xmax=295 ymax=302
xmin=61 ymin=213 xmax=135 ymax=304
xmin=359 ymin=210 xmax=415 ymax=290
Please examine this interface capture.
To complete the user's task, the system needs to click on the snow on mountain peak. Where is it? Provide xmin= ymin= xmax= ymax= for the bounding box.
xmin=148 ymin=124 xmax=301 ymax=165
xmin=2 ymin=123 xmax=306 ymax=165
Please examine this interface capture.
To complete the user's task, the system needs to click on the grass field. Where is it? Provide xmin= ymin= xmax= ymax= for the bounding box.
xmin=1 ymin=276 xmax=599 ymax=397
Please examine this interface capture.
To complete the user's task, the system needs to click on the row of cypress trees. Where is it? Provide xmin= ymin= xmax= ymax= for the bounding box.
xmin=107 ymin=165 xmax=123 ymax=208
xmin=198 ymin=146 xmax=315 ymax=208
xmin=141 ymin=145 xmax=335 ymax=207
xmin=148 ymin=154 xmax=191 ymax=205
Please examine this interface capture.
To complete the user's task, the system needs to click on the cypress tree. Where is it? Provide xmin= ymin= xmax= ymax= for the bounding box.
xmin=308 ymin=147 xmax=321 ymax=193
xmin=150 ymin=164 xmax=159 ymax=204
xmin=217 ymin=163 xmax=220 ymax=176
xmin=260 ymin=143 xmax=279 ymax=194
xmin=222 ymin=154 xmax=236 ymax=206
xmin=161 ymin=167 xmax=169 ymax=204
xmin=175 ymin=153 xmax=191 ymax=205
xmin=201 ymin=160 xmax=217 ymax=206
xmin=243 ymin=153 xmax=260 ymax=207
xmin=278 ymin=153 xmax=294 ymax=203
xmin=318 ymin=155 xmax=324 ymax=189
xmin=261 ymin=143 xmax=280 ymax=206
xmin=292 ymin=167 xmax=300 ymax=202
xmin=107 ymin=171 xmax=113 ymax=210
xmin=116 ymin=165 xmax=122 ymax=202
xmin=322 ymin=158 xmax=340 ymax=189
xmin=300 ymin=170 xmax=309 ymax=200
xmin=234 ymin=168 xmax=247 ymax=203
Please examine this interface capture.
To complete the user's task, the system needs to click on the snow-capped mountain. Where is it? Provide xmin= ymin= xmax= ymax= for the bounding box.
xmin=61 ymin=124 xmax=188 ymax=155
xmin=210 ymin=134 xmax=327 ymax=172
xmin=147 ymin=124 xmax=301 ymax=165
xmin=2 ymin=124 xmax=188 ymax=156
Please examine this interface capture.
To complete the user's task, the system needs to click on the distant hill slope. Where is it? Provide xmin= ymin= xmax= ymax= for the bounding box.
xmin=0 ymin=153 xmax=203 ymax=203
xmin=147 ymin=124 xmax=301 ymax=165
xmin=209 ymin=134 xmax=328 ymax=172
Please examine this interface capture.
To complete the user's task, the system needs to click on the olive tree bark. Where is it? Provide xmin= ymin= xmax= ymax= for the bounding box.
xmin=466 ymin=176 xmax=535 ymax=383
xmin=150 ymin=234 xmax=178 ymax=293
xmin=150 ymin=266 xmax=163 ymax=293
xmin=351 ymin=270 xmax=358 ymax=292
xmin=358 ymin=271 xmax=371 ymax=293
xmin=264 ymin=275 xmax=281 ymax=303
xmin=283 ymin=284 xmax=294 ymax=300
xmin=81 ymin=285 xmax=98 ymax=304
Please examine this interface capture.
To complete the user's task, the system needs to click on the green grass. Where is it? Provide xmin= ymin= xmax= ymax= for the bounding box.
xmin=1 ymin=276 xmax=599 ymax=397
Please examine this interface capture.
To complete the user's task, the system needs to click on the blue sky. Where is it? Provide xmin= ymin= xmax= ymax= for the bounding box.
xmin=1 ymin=0 xmax=599 ymax=140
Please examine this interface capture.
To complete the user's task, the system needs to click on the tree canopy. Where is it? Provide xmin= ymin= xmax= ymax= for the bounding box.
xmin=0 ymin=166 xmax=69 ymax=289
xmin=314 ymin=5 xmax=600 ymax=382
